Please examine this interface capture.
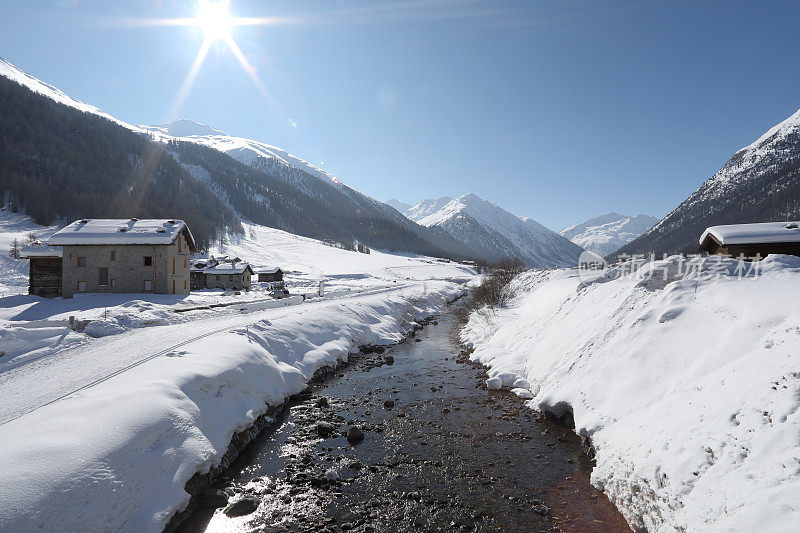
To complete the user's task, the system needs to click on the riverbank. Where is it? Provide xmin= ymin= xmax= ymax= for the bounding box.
xmin=176 ymin=306 xmax=629 ymax=532
xmin=462 ymin=255 xmax=800 ymax=531
xmin=0 ymin=281 xmax=465 ymax=532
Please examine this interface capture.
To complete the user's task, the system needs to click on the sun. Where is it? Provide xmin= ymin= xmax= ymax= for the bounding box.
xmin=196 ymin=0 xmax=233 ymax=41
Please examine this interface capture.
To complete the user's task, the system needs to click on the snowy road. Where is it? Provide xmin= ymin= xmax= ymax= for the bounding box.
xmin=0 ymin=283 xmax=413 ymax=427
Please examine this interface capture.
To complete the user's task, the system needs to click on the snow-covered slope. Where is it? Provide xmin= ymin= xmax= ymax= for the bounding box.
xmin=462 ymin=255 xmax=800 ymax=531
xmin=0 ymin=57 xmax=139 ymax=131
xmin=404 ymin=197 xmax=453 ymax=223
xmin=142 ymin=120 xmax=347 ymax=189
xmin=617 ymin=108 xmax=800 ymax=257
xmin=559 ymin=212 xmax=659 ymax=256
xmin=405 ymin=194 xmax=584 ymax=268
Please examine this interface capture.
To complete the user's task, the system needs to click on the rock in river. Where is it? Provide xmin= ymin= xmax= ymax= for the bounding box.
xmin=223 ymin=497 xmax=260 ymax=517
xmin=347 ymin=425 xmax=365 ymax=443
xmin=316 ymin=421 xmax=336 ymax=438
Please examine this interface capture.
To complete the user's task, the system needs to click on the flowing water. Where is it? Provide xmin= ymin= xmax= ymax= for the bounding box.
xmin=178 ymin=309 xmax=629 ymax=532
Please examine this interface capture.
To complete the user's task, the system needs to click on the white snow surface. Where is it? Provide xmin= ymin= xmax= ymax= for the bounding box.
xmin=0 ymin=219 xmax=475 ymax=532
xmin=700 ymin=221 xmax=800 ymax=245
xmin=462 ymin=256 xmax=800 ymax=531
xmin=404 ymin=196 xmax=454 ymax=223
xmin=560 ymin=212 xmax=659 ymax=256
xmin=48 ymin=218 xmax=191 ymax=246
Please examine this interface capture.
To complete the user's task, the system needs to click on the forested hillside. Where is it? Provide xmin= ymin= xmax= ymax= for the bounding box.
xmin=0 ymin=73 xmax=472 ymax=259
xmin=0 ymin=75 xmax=241 ymax=249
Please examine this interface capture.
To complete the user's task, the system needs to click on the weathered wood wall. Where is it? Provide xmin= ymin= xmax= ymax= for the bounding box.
xmin=29 ymin=258 xmax=62 ymax=298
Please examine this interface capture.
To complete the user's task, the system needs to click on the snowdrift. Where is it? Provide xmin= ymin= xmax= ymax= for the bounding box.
xmin=0 ymin=282 xmax=463 ymax=532
xmin=462 ymin=255 xmax=800 ymax=531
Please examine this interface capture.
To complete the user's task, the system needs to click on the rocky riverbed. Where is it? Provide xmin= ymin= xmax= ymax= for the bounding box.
xmin=176 ymin=311 xmax=630 ymax=532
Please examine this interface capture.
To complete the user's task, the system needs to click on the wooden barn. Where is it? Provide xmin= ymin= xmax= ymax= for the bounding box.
xmin=699 ymin=222 xmax=800 ymax=259
xmin=19 ymin=242 xmax=63 ymax=298
xmin=258 ymin=267 xmax=284 ymax=283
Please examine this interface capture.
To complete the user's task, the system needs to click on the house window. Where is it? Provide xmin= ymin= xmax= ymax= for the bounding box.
xmin=77 ymin=256 xmax=86 ymax=267
xmin=98 ymin=267 xmax=109 ymax=286
xmin=110 ymin=250 xmax=116 ymax=261
xmin=184 ymin=280 xmax=187 ymax=290
xmin=77 ymin=280 xmax=87 ymax=292
xmin=143 ymin=256 xmax=152 ymax=267
xmin=111 ymin=278 xmax=116 ymax=288
xmin=172 ymin=279 xmax=176 ymax=294
xmin=184 ymin=258 xmax=187 ymax=268
xmin=143 ymin=280 xmax=153 ymax=291
xmin=172 ymin=257 xmax=175 ymax=275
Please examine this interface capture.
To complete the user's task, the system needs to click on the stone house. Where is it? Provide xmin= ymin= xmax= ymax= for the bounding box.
xmin=257 ymin=267 xmax=283 ymax=283
xmin=48 ymin=218 xmax=196 ymax=298
xmin=199 ymin=261 xmax=254 ymax=290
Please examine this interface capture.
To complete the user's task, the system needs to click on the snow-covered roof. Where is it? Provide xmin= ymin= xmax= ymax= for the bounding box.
xmin=49 ymin=219 xmax=196 ymax=250
xmin=259 ymin=267 xmax=282 ymax=274
xmin=201 ymin=262 xmax=253 ymax=275
xmin=18 ymin=242 xmax=63 ymax=258
xmin=700 ymin=222 xmax=800 ymax=245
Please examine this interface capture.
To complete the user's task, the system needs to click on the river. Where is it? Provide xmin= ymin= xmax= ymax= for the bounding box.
xmin=177 ymin=308 xmax=629 ymax=532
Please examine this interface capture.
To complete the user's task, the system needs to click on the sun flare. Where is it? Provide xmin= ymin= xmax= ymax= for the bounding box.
xmin=196 ymin=0 xmax=233 ymax=40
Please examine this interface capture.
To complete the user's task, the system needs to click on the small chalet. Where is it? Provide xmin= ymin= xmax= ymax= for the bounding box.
xmin=191 ymin=258 xmax=254 ymax=291
xmin=257 ymin=267 xmax=284 ymax=283
xmin=47 ymin=218 xmax=195 ymax=297
xmin=19 ymin=242 xmax=63 ymax=298
xmin=699 ymin=221 xmax=800 ymax=260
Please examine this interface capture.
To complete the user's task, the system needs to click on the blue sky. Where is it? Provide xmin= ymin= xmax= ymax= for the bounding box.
xmin=1 ymin=0 xmax=799 ymax=230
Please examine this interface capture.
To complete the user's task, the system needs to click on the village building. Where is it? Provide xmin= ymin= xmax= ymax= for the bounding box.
xmin=190 ymin=258 xmax=254 ymax=291
xmin=699 ymin=221 xmax=800 ymax=259
xmin=47 ymin=218 xmax=195 ymax=297
xmin=19 ymin=242 xmax=63 ymax=298
xmin=257 ymin=267 xmax=284 ymax=283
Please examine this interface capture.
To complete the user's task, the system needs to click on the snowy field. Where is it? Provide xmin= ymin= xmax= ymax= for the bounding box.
xmin=462 ymin=255 xmax=800 ymax=531
xmin=0 ymin=214 xmax=474 ymax=531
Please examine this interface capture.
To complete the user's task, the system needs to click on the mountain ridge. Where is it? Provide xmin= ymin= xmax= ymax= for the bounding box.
xmin=402 ymin=194 xmax=584 ymax=267
xmin=616 ymin=108 xmax=800 ymax=257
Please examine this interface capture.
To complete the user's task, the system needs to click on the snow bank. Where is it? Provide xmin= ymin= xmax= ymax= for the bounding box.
xmin=462 ymin=255 xmax=800 ymax=531
xmin=0 ymin=282 xmax=463 ymax=532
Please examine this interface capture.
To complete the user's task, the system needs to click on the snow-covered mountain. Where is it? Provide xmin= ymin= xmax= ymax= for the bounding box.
xmin=0 ymin=57 xmax=471 ymax=258
xmin=559 ymin=213 xmax=659 ymax=256
xmin=617 ymin=108 xmax=800 ymax=257
xmin=404 ymin=197 xmax=454 ymax=223
xmin=141 ymin=120 xmax=348 ymax=190
xmin=403 ymin=194 xmax=584 ymax=267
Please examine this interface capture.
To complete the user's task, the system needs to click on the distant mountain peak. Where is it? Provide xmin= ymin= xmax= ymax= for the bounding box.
xmin=560 ymin=213 xmax=658 ymax=256
xmin=402 ymin=193 xmax=583 ymax=268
